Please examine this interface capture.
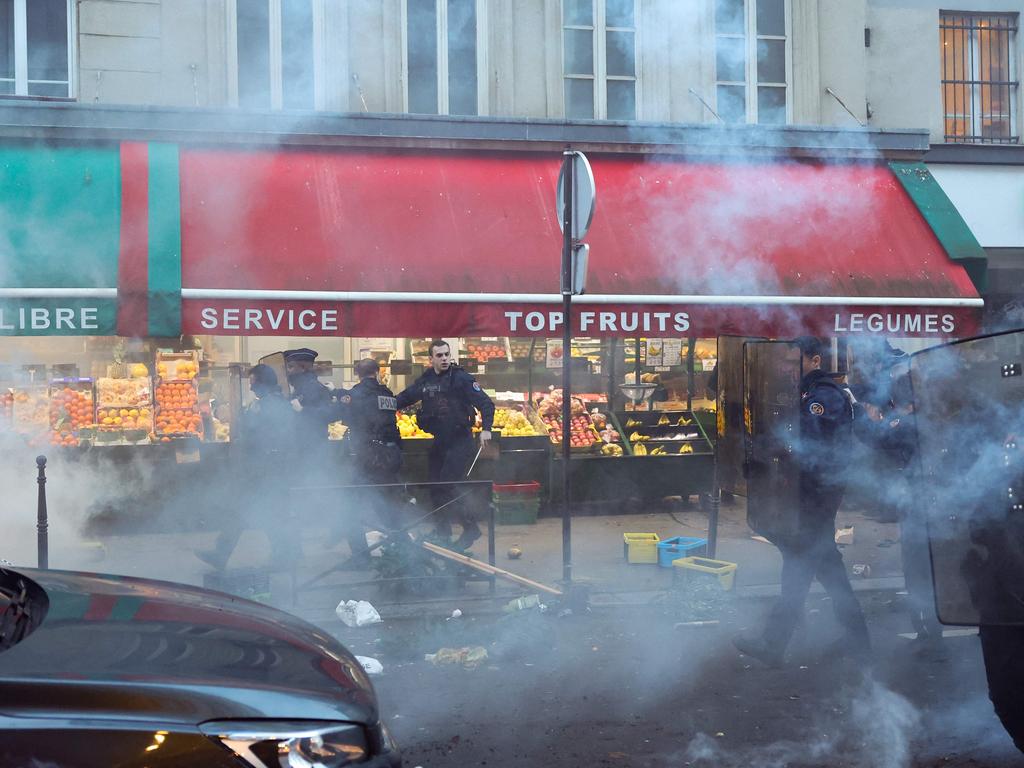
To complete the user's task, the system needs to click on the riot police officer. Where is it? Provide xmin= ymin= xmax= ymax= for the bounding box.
xmin=196 ymin=364 xmax=299 ymax=569
xmin=734 ymin=336 xmax=869 ymax=667
xmin=335 ymin=359 xmax=404 ymax=556
xmin=851 ymin=342 xmax=944 ymax=653
xmin=284 ymin=347 xmax=338 ymax=446
xmin=397 ymin=339 xmax=495 ymax=548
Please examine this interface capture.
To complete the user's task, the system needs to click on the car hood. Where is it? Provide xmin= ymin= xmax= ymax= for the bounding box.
xmin=0 ymin=568 xmax=377 ymax=725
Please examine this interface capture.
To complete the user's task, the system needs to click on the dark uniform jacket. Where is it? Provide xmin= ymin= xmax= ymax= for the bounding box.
xmin=338 ymin=378 xmax=401 ymax=451
xmin=396 ymin=365 xmax=495 ymax=437
xmin=289 ymin=372 xmax=340 ymax=446
xmin=798 ymin=369 xmax=854 ymax=492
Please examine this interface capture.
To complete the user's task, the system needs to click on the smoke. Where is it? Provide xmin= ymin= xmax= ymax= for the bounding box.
xmin=682 ymin=676 xmax=919 ymax=768
xmin=0 ymin=436 xmax=158 ymax=572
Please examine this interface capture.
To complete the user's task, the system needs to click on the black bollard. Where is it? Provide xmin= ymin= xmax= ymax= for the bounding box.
xmin=36 ymin=455 xmax=48 ymax=569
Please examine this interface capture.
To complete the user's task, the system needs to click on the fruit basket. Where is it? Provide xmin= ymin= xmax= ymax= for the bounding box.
xmin=48 ymin=379 xmax=96 ymax=447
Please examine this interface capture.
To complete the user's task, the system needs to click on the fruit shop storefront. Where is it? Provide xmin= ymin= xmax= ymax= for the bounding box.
xmin=0 ymin=106 xmax=986 ymax=524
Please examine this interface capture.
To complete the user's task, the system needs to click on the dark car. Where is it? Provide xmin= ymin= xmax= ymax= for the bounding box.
xmin=0 ymin=566 xmax=401 ymax=767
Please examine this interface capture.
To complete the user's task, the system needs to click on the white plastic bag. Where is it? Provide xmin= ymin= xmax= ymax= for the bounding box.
xmin=365 ymin=530 xmax=386 ymax=557
xmin=336 ymin=599 xmax=383 ymax=627
xmin=355 ymin=655 xmax=384 ymax=675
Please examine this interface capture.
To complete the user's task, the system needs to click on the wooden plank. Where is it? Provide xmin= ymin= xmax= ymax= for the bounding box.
xmin=421 ymin=542 xmax=563 ymax=596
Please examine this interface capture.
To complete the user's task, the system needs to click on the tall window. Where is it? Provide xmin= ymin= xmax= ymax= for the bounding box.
xmin=714 ymin=0 xmax=787 ymax=124
xmin=0 ymin=0 xmax=72 ymax=98
xmin=941 ymin=12 xmax=1019 ymax=144
xmin=563 ymin=0 xmax=637 ymax=120
xmin=233 ymin=0 xmax=318 ymax=110
xmin=404 ymin=0 xmax=483 ymax=116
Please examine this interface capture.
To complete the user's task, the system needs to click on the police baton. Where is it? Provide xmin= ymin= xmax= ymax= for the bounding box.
xmin=465 ymin=444 xmax=484 ymax=477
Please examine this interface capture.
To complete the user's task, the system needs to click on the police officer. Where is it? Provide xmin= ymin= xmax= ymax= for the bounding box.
xmin=334 ymin=359 xmax=404 ymax=559
xmin=284 ymin=347 xmax=338 ymax=445
xmin=851 ymin=344 xmax=944 ymax=653
xmin=734 ymin=336 xmax=869 ymax=667
xmin=196 ymin=364 xmax=299 ymax=569
xmin=397 ymin=339 xmax=495 ymax=548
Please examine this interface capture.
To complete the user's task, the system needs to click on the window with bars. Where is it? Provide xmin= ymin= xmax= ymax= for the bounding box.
xmin=941 ymin=12 xmax=1019 ymax=144
xmin=563 ymin=0 xmax=637 ymax=121
xmin=714 ymin=0 xmax=788 ymax=124
xmin=233 ymin=0 xmax=317 ymax=110
xmin=0 ymin=0 xmax=72 ymax=98
xmin=404 ymin=0 xmax=482 ymax=116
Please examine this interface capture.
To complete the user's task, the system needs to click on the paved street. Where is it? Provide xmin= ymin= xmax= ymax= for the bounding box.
xmin=8 ymin=472 xmax=1021 ymax=766
xmin=334 ymin=590 xmax=1020 ymax=768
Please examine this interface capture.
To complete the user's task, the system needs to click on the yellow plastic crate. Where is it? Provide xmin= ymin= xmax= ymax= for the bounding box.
xmin=623 ymin=533 xmax=660 ymax=564
xmin=672 ymin=556 xmax=738 ymax=590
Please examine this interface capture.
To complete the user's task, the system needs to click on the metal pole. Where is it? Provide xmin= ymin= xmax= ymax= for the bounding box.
xmin=36 ymin=455 xmax=48 ymax=569
xmin=708 ymin=444 xmax=720 ymax=559
xmin=561 ymin=150 xmax=575 ymax=584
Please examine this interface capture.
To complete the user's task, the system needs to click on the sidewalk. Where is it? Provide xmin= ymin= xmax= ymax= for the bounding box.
xmin=42 ymin=494 xmax=907 ymax=628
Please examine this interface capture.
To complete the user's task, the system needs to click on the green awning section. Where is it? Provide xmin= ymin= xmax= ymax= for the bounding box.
xmin=889 ymin=161 xmax=988 ymax=294
xmin=147 ymin=143 xmax=182 ymax=337
xmin=0 ymin=144 xmax=120 ymax=288
xmin=0 ymin=144 xmax=120 ymax=334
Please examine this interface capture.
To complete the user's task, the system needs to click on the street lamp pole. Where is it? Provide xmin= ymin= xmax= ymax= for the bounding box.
xmin=560 ymin=150 xmax=575 ymax=584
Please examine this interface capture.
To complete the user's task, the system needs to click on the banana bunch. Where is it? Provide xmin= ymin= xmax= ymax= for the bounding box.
xmin=657 ymin=415 xmax=670 ymax=426
xmin=633 ymin=443 xmax=647 ymax=456
xmin=679 ymin=444 xmax=694 ymax=454
xmin=629 ymin=431 xmax=650 ymax=442
xmin=626 ymin=418 xmax=643 ymax=428
xmin=649 ymin=446 xmax=668 ymax=456
xmin=676 ymin=416 xmax=692 ymax=426
xmin=601 ymin=443 xmax=623 ymax=456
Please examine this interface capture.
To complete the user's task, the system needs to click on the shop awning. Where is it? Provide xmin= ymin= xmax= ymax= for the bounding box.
xmin=0 ymin=144 xmax=121 ymax=335
xmin=176 ymin=148 xmax=983 ymax=339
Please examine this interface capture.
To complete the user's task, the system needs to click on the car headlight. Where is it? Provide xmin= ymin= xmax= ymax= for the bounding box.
xmin=200 ymin=720 xmax=370 ymax=767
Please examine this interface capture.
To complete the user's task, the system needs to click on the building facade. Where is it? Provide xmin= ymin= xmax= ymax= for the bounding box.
xmin=0 ymin=1 xmax=952 ymax=128
xmin=3 ymin=0 xmax=1018 ymax=324
xmin=4 ymin=2 xmax=1018 ymax=135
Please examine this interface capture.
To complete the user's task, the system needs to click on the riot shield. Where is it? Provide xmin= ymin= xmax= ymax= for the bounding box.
xmin=744 ymin=340 xmax=803 ymax=542
xmin=911 ymin=330 xmax=1024 ymax=626
xmin=258 ymin=352 xmax=288 ymax=396
xmin=717 ymin=336 xmax=762 ymax=496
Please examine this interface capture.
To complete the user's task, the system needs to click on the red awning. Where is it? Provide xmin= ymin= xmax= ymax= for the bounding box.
xmin=178 ymin=148 xmax=982 ymax=338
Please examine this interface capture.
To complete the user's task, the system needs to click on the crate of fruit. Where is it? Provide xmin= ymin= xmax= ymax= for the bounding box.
xmin=96 ymin=405 xmax=153 ymax=433
xmin=540 ymin=412 xmax=601 ymax=453
xmin=48 ymin=379 xmax=96 ymax=447
xmin=12 ymin=387 xmax=50 ymax=436
xmin=155 ymin=351 xmax=199 ymax=382
xmin=96 ymin=377 xmax=152 ymax=409
xmin=154 ymin=380 xmax=203 ymax=440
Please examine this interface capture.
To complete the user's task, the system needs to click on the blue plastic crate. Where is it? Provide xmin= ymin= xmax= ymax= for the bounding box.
xmin=657 ymin=536 xmax=707 ymax=568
